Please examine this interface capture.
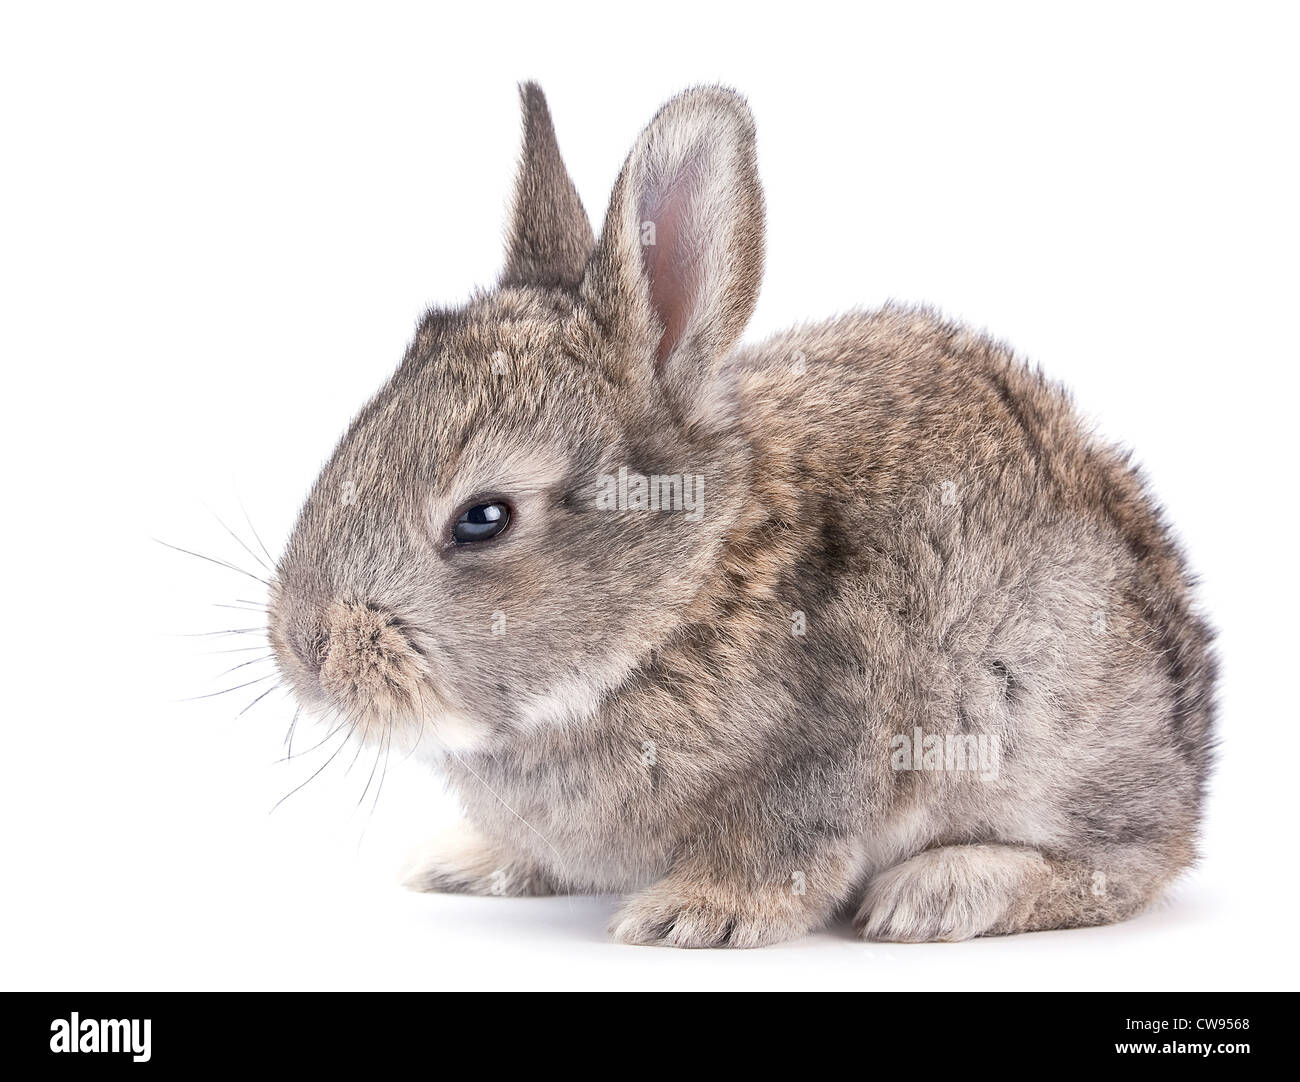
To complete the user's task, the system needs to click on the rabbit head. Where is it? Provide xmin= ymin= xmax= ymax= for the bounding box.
xmin=268 ymin=84 xmax=766 ymax=757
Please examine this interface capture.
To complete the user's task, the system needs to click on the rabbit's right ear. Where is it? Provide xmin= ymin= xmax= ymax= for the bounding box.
xmin=501 ymin=83 xmax=595 ymax=290
xmin=580 ymin=87 xmax=765 ymax=418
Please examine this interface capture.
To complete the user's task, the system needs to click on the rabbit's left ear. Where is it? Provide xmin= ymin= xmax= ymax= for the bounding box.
xmin=501 ymin=83 xmax=595 ymax=289
xmin=581 ymin=87 xmax=765 ymax=415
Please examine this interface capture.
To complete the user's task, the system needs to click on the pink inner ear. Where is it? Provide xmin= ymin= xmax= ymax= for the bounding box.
xmin=640 ymin=174 xmax=700 ymax=366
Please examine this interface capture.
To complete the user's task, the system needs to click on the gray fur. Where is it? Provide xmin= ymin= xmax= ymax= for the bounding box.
xmin=268 ymin=84 xmax=1216 ymax=947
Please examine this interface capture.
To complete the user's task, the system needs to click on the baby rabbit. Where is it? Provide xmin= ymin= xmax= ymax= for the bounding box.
xmin=268 ymin=84 xmax=1216 ymax=947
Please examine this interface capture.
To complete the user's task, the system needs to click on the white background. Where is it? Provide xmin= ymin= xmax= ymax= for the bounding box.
xmin=2 ymin=1 xmax=1296 ymax=991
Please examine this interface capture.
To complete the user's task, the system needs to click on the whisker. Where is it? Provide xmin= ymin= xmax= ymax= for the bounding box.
xmin=171 ymin=627 xmax=268 ymax=638
xmin=427 ymin=729 xmax=565 ymax=866
xmin=275 ymin=711 xmax=351 ymax=762
xmin=179 ymin=674 xmax=276 ymax=702
xmin=205 ymin=644 xmax=273 ymax=655
xmin=237 ymin=684 xmax=280 ymax=718
xmin=369 ymin=719 xmax=394 ymax=819
xmin=216 ymin=653 xmax=273 ymax=678
xmin=238 ymin=497 xmax=279 ymax=569
xmin=271 ymin=715 xmax=362 ymax=813
xmin=403 ymin=684 xmax=557 ymax=859
xmin=206 ymin=506 xmax=275 ymax=576
xmin=213 ymin=603 xmax=267 ymax=613
xmin=344 ymin=715 xmax=375 ymax=776
xmin=355 ymin=718 xmax=386 ymax=807
xmin=155 ymin=538 xmax=270 ymax=587
xmin=283 ymin=705 xmax=303 ymax=756
xmin=400 ymin=704 xmax=428 ymax=765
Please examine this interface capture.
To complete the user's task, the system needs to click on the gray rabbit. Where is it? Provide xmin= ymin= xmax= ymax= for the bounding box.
xmin=268 ymin=84 xmax=1216 ymax=946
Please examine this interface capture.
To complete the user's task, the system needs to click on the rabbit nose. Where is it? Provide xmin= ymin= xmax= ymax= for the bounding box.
xmin=314 ymin=600 xmax=425 ymax=706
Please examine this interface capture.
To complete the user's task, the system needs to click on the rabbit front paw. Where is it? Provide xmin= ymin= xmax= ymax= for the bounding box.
xmin=609 ymin=873 xmax=819 ymax=948
xmin=403 ymin=826 xmax=557 ymax=897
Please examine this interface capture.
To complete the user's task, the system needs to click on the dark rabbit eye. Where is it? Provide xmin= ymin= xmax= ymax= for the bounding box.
xmin=453 ymin=501 xmax=511 ymax=544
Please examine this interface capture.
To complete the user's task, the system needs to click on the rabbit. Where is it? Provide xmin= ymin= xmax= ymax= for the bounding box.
xmin=267 ymin=82 xmax=1216 ymax=947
